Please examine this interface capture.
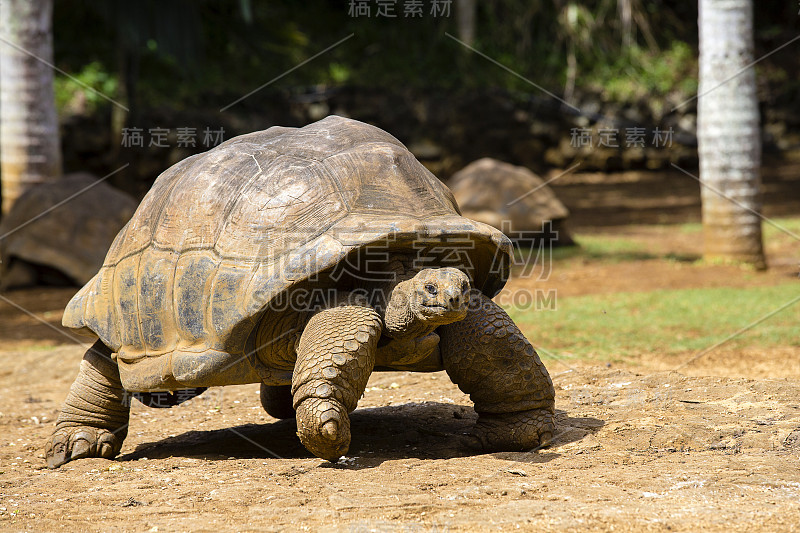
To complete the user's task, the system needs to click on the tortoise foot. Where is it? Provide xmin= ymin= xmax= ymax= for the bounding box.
xmin=45 ymin=426 xmax=124 ymax=469
xmin=470 ymin=408 xmax=555 ymax=452
xmin=295 ymin=397 xmax=350 ymax=462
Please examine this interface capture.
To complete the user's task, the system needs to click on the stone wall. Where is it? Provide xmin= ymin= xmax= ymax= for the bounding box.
xmin=59 ymin=87 xmax=797 ymax=199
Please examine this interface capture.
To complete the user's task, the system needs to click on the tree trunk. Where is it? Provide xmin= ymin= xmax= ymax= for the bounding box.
xmin=0 ymin=0 xmax=61 ymax=216
xmin=456 ymin=0 xmax=476 ymax=46
xmin=617 ymin=0 xmax=633 ymax=48
xmin=697 ymin=0 xmax=765 ymax=269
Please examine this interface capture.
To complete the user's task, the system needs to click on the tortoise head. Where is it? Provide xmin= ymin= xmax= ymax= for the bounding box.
xmin=383 ymin=267 xmax=471 ymax=338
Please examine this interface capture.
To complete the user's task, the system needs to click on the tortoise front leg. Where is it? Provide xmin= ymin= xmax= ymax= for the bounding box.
xmin=45 ymin=341 xmax=131 ymax=468
xmin=292 ymin=296 xmax=382 ymax=461
xmin=439 ymin=292 xmax=555 ymax=451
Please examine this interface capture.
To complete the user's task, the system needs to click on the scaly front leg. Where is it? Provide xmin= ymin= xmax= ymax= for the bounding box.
xmin=439 ymin=292 xmax=555 ymax=451
xmin=45 ymin=341 xmax=131 ymax=468
xmin=292 ymin=294 xmax=382 ymax=461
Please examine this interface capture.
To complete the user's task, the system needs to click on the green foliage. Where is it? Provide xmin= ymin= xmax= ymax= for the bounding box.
xmin=590 ymin=41 xmax=698 ymax=104
xmin=54 ymin=61 xmax=118 ymax=114
xmin=48 ymin=1 xmax=796 ymax=119
xmin=50 ymin=0 xmax=709 ymax=110
xmin=328 ymin=63 xmax=351 ymax=84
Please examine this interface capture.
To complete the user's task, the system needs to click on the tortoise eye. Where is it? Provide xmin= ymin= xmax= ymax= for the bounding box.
xmin=424 ymin=283 xmax=438 ymax=295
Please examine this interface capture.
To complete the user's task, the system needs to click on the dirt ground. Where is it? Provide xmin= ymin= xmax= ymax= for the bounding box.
xmin=1 ymin=172 xmax=799 ymax=531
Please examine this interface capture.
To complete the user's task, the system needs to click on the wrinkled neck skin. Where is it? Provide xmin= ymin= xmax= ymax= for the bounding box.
xmin=361 ymin=254 xmax=435 ymax=340
xmin=383 ymin=278 xmax=436 ymax=340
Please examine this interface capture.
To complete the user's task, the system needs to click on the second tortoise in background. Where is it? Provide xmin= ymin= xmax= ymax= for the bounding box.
xmin=449 ymin=158 xmax=574 ymax=247
xmin=0 ymin=173 xmax=138 ymax=290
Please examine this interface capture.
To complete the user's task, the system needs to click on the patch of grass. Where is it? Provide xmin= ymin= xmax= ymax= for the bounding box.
xmin=526 ymin=234 xmax=696 ymax=267
xmin=508 ymin=283 xmax=800 ymax=361
xmin=678 ymin=223 xmax=702 ymax=234
xmin=763 ymin=217 xmax=800 ymax=242
xmin=26 ymin=344 xmax=61 ymax=351
xmin=535 ymin=216 xmax=800 ymax=268
xmin=679 ymin=217 xmax=800 ymax=239
xmin=552 ymin=235 xmax=655 ymax=262
xmin=516 ymin=236 xmax=656 ymax=269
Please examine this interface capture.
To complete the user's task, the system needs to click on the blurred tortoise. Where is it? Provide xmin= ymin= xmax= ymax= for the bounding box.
xmin=0 ymin=173 xmax=137 ymax=290
xmin=449 ymin=158 xmax=574 ymax=246
xmin=46 ymin=116 xmax=555 ymax=468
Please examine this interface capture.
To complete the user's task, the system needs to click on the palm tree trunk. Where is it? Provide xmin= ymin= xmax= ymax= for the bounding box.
xmin=697 ymin=0 xmax=765 ymax=269
xmin=456 ymin=0 xmax=476 ymax=46
xmin=0 ymin=0 xmax=61 ymax=215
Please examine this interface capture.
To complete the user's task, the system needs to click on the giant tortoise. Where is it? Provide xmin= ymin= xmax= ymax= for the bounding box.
xmin=0 ymin=173 xmax=137 ymax=290
xmin=449 ymin=158 xmax=574 ymax=246
xmin=46 ymin=116 xmax=555 ymax=468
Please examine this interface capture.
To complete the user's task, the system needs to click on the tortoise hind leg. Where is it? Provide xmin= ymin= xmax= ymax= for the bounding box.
xmin=259 ymin=384 xmax=295 ymax=419
xmin=439 ymin=292 xmax=555 ymax=451
xmin=292 ymin=295 xmax=382 ymax=462
xmin=45 ymin=340 xmax=130 ymax=468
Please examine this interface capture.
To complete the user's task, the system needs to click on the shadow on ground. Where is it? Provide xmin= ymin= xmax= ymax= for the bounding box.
xmin=119 ymin=402 xmax=604 ymax=468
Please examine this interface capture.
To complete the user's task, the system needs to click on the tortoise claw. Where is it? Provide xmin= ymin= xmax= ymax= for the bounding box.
xmin=46 ymin=437 xmax=69 ymax=469
xmin=70 ymin=437 xmax=92 ymax=460
xmin=45 ymin=426 xmax=124 ymax=469
xmin=295 ymin=398 xmax=351 ymax=462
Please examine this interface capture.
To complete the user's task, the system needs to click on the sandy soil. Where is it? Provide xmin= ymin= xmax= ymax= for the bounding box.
xmin=3 ymin=351 xmax=800 ymax=532
xmin=1 ymin=164 xmax=799 ymax=531
xmin=1 ymin=248 xmax=798 ymax=532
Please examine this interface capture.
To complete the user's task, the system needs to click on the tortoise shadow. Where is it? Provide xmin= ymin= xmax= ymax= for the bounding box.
xmin=118 ymin=403 xmax=603 ymax=469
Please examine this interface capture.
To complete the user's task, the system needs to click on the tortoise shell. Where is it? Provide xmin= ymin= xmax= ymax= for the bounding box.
xmin=449 ymin=158 xmax=572 ymax=245
xmin=63 ymin=116 xmax=512 ymax=391
xmin=0 ymin=173 xmax=137 ymax=287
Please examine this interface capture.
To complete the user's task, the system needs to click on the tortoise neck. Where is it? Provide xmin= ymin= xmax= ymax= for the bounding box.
xmin=380 ymin=253 xmax=419 ymax=282
xmin=356 ymin=253 xmax=417 ymax=324
xmin=382 ymin=277 xmax=438 ymax=340
xmin=368 ymin=253 xmax=442 ymax=340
